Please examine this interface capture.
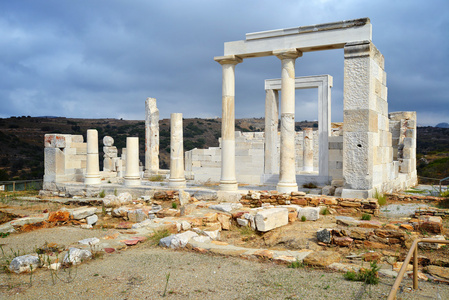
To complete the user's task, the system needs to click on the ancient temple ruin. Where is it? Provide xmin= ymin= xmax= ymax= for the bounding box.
xmin=42 ymin=18 xmax=417 ymax=199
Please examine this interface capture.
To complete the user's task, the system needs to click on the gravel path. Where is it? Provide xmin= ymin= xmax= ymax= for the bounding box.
xmin=1 ymin=227 xmax=448 ymax=299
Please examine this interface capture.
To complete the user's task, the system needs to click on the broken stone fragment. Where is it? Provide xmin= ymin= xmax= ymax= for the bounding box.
xmin=63 ymin=248 xmax=92 ymax=265
xmin=316 ymin=228 xmax=332 ymax=244
xmin=78 ymin=237 xmax=100 ymax=245
xmin=128 ymin=209 xmax=147 ymax=223
xmin=333 ymin=236 xmax=353 ymax=247
xmin=419 ymin=235 xmax=446 ymax=250
xmin=9 ymin=255 xmax=40 ymax=273
xmin=86 ymin=214 xmax=98 ymax=225
xmin=47 ymin=211 xmax=70 ymax=223
xmin=159 ymin=231 xmax=199 ymax=249
xmin=297 ymin=207 xmax=320 ymax=221
xmin=117 ymin=192 xmax=133 ymax=205
xmin=304 ymin=251 xmax=342 ymax=267
xmin=254 ymin=208 xmax=288 ymax=232
xmin=70 ymin=207 xmax=97 ymax=220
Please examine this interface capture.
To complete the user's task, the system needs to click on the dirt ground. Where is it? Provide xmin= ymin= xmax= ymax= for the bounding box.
xmin=1 ymin=227 xmax=449 ymax=300
xmin=1 ymin=193 xmax=449 ymax=299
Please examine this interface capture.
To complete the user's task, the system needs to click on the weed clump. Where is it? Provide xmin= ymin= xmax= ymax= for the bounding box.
xmin=374 ymin=189 xmax=386 ymax=206
xmin=361 ymin=213 xmax=372 ymax=221
xmin=150 ymin=229 xmax=171 ymax=245
xmin=344 ymin=261 xmax=380 ymax=285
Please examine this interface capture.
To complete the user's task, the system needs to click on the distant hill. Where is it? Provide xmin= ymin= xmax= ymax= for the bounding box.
xmin=435 ymin=122 xmax=449 ymax=128
xmin=0 ymin=117 xmax=447 ymax=183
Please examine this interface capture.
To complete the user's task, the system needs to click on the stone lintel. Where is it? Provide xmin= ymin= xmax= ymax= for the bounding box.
xmin=265 ymin=75 xmax=332 ymax=91
xmin=223 ymin=19 xmax=372 ymax=58
xmin=247 ymin=18 xmax=370 ymax=41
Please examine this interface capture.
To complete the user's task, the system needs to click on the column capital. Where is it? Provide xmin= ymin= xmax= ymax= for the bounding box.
xmin=214 ymin=55 xmax=243 ymax=65
xmin=273 ymin=48 xmax=302 ymax=60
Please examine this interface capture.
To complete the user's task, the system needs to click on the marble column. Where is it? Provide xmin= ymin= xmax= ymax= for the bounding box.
xmin=303 ymin=128 xmax=314 ymax=172
xmin=273 ymin=49 xmax=302 ymax=193
xmin=214 ymin=55 xmax=243 ymax=191
xmin=124 ymin=137 xmax=141 ymax=186
xmin=144 ymin=97 xmax=159 ymax=177
xmin=84 ymin=129 xmax=101 ymax=185
xmin=168 ymin=113 xmax=186 ymax=188
xmin=264 ymin=89 xmax=279 ymax=174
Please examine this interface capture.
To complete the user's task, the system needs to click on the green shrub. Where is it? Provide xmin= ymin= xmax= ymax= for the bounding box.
xmin=361 ymin=213 xmax=372 ymax=221
xmin=288 ymin=259 xmax=303 ymax=268
xmin=343 ymin=261 xmax=380 ymax=285
xmin=301 ymin=215 xmax=307 ymax=222
xmin=171 ymin=202 xmax=178 ymax=209
xmin=99 ymin=190 xmax=105 ymax=198
xmin=321 ymin=207 xmax=330 ymax=215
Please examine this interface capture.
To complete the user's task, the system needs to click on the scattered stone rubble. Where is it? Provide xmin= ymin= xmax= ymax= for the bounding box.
xmin=2 ymin=190 xmax=449 ymax=284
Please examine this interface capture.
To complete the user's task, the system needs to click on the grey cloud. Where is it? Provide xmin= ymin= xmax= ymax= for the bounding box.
xmin=0 ymin=0 xmax=448 ymax=125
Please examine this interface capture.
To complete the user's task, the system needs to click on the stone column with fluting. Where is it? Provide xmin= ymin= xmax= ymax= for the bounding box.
xmin=303 ymin=128 xmax=314 ymax=172
xmin=124 ymin=137 xmax=141 ymax=186
xmin=168 ymin=113 xmax=186 ymax=188
xmin=273 ymin=49 xmax=302 ymax=193
xmin=264 ymin=89 xmax=279 ymax=174
xmin=144 ymin=97 xmax=159 ymax=177
xmin=214 ymin=55 xmax=243 ymax=191
xmin=85 ymin=129 xmax=101 ymax=185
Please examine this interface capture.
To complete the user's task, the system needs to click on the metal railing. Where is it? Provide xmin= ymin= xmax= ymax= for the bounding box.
xmin=0 ymin=179 xmax=43 ymax=192
xmin=388 ymin=238 xmax=449 ymax=300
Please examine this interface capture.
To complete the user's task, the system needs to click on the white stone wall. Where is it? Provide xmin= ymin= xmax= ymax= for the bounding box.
xmin=186 ymin=130 xmax=320 ymax=185
xmin=43 ymin=134 xmax=86 ymax=190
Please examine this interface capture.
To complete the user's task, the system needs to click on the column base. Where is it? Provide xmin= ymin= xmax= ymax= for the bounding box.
xmin=219 ymin=180 xmax=238 ymax=191
xmin=276 ymin=182 xmax=298 ymax=194
xmin=143 ymin=169 xmax=160 ymax=179
xmin=341 ymin=188 xmax=373 ymax=199
xmin=303 ymin=166 xmax=314 ymax=172
xmin=168 ymin=178 xmax=186 ymax=188
xmin=124 ymin=177 xmax=141 ymax=187
xmin=84 ymin=175 xmax=101 ymax=185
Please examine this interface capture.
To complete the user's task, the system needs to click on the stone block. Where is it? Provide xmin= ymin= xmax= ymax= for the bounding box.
xmin=297 ymin=207 xmax=320 ymax=221
xmin=70 ymin=207 xmax=97 ymax=220
xmin=254 ymin=208 xmax=288 ymax=232
xmin=344 ymin=109 xmax=378 ymax=133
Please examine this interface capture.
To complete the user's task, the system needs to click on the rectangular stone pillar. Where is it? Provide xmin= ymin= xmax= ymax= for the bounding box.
xmin=264 ymin=89 xmax=279 ymax=174
xmin=341 ymin=41 xmax=384 ymax=198
xmin=144 ymin=97 xmax=159 ymax=177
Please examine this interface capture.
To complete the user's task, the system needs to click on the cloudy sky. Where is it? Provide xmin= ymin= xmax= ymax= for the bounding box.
xmin=1 ymin=0 xmax=448 ymax=126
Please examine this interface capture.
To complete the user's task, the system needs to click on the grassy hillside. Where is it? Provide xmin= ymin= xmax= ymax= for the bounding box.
xmin=0 ymin=117 xmax=447 ymax=183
